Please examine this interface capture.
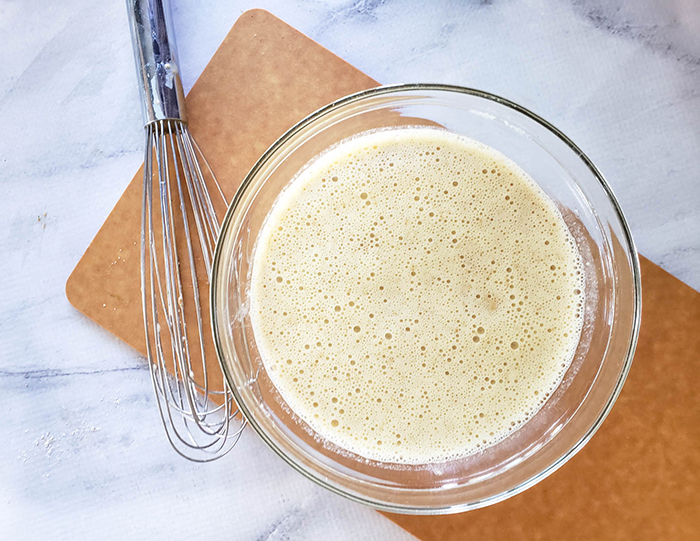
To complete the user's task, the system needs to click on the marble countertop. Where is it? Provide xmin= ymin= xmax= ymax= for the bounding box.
xmin=2 ymin=0 xmax=699 ymax=539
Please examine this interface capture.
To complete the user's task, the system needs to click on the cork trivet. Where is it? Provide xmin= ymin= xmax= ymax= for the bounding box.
xmin=66 ymin=10 xmax=699 ymax=539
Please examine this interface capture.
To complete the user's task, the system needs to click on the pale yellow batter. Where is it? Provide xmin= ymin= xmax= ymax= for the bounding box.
xmin=250 ymin=127 xmax=584 ymax=464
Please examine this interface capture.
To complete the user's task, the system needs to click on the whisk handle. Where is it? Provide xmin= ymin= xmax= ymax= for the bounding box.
xmin=126 ymin=0 xmax=187 ymax=125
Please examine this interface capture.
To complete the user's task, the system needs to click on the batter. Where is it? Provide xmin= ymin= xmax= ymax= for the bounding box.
xmin=249 ymin=127 xmax=584 ymax=464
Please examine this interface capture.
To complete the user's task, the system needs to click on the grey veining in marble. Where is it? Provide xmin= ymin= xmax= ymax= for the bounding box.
xmin=1 ymin=0 xmax=698 ymax=539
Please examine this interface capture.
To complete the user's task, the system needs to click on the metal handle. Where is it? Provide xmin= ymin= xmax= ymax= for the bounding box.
xmin=127 ymin=0 xmax=187 ymax=125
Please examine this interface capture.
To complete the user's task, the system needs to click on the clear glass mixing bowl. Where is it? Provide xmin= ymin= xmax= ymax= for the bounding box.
xmin=211 ymin=84 xmax=641 ymax=514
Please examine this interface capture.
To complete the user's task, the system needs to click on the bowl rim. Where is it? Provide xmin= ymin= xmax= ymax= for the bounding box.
xmin=210 ymin=83 xmax=642 ymax=515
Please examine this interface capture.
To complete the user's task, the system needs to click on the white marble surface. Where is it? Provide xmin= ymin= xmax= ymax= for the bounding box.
xmin=1 ymin=0 xmax=699 ymax=539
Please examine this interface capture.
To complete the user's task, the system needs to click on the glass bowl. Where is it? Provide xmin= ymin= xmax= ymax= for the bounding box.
xmin=211 ymin=84 xmax=641 ymax=514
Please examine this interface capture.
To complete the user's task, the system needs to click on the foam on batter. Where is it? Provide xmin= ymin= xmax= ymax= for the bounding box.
xmin=249 ymin=127 xmax=584 ymax=464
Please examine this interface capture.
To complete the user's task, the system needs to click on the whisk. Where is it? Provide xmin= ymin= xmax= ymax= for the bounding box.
xmin=127 ymin=0 xmax=244 ymax=461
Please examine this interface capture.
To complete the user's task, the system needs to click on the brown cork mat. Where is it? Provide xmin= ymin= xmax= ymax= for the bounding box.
xmin=66 ymin=9 xmax=700 ymax=540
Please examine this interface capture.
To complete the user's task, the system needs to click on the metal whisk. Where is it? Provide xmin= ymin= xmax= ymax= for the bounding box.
xmin=127 ymin=0 xmax=244 ymax=461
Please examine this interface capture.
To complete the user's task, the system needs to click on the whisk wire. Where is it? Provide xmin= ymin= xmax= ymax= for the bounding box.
xmin=169 ymin=122 xmax=223 ymax=419
xmin=178 ymin=126 xmax=221 ymax=275
xmin=190 ymin=135 xmax=228 ymax=209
